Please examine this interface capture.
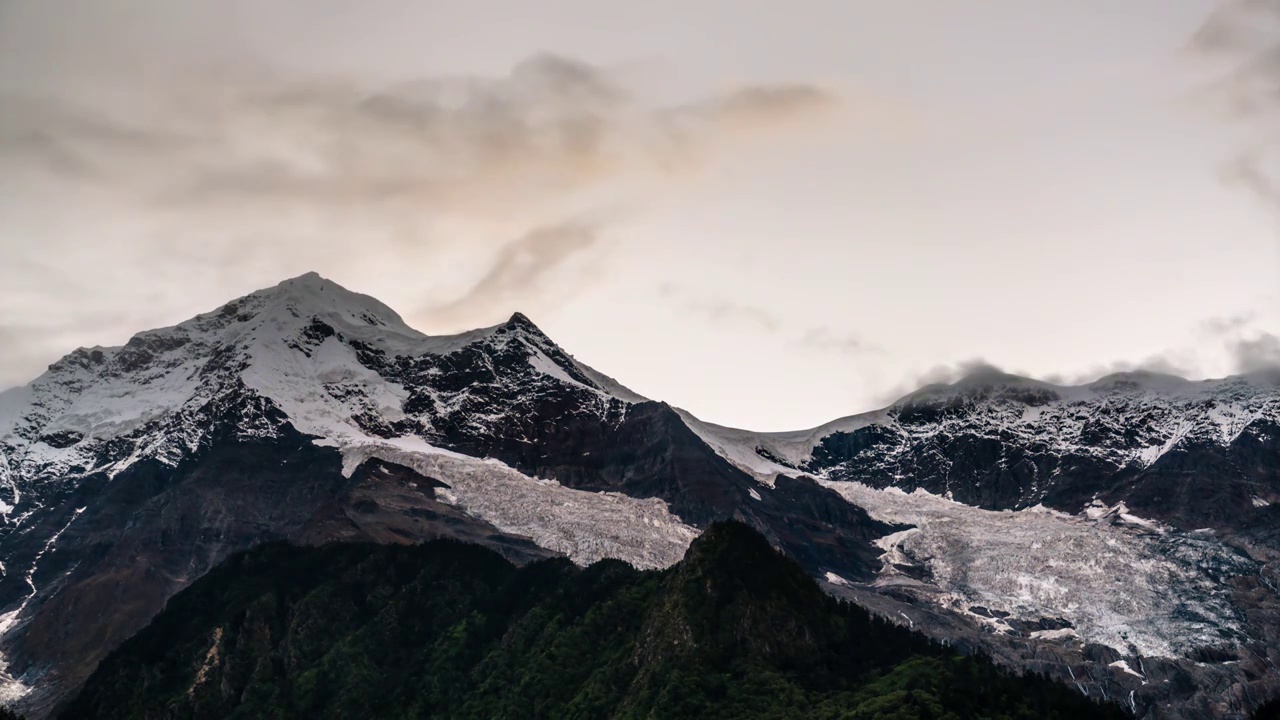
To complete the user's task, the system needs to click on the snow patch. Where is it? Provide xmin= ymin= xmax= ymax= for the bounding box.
xmin=824 ymin=572 xmax=850 ymax=587
xmin=821 ymin=480 xmax=1254 ymax=658
xmin=340 ymin=441 xmax=698 ymax=570
xmin=0 ymin=505 xmax=86 ymax=702
xmin=1109 ymin=660 xmax=1145 ymax=680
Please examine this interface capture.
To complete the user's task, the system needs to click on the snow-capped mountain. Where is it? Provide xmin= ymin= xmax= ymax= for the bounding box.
xmin=0 ymin=273 xmax=1277 ymax=719
xmin=0 ymin=274 xmax=886 ymax=716
xmin=686 ymin=366 xmax=1280 ymax=530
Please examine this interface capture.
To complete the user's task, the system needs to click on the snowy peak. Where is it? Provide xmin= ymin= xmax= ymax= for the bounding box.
xmin=0 ymin=274 xmax=647 ymax=485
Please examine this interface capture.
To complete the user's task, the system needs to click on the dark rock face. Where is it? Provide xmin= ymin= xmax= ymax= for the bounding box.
xmin=0 ymin=417 xmax=558 ymax=717
xmin=433 ymin=397 xmax=897 ymax=581
xmin=798 ymin=380 xmax=1280 ymax=538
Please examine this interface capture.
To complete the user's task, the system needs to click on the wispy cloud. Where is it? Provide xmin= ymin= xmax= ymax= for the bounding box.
xmin=426 ymin=221 xmax=600 ymax=324
xmin=681 ymin=300 xmax=782 ymax=333
xmin=1191 ymin=0 xmax=1280 ymax=217
xmin=663 ymin=286 xmax=881 ymax=355
xmin=799 ymin=327 xmax=880 ymax=356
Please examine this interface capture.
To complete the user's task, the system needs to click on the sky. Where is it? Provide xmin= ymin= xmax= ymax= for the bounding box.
xmin=1 ymin=0 xmax=1278 ymax=430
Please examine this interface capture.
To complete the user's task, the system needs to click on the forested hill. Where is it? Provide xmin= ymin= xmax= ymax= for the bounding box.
xmin=60 ymin=523 xmax=1129 ymax=720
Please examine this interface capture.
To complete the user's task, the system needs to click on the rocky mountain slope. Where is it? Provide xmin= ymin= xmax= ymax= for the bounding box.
xmin=0 ymin=274 xmax=885 ymax=716
xmin=0 ymin=272 xmax=1277 ymax=718
xmin=686 ymin=366 xmax=1280 ymax=522
xmin=60 ymin=522 xmax=1127 ymax=720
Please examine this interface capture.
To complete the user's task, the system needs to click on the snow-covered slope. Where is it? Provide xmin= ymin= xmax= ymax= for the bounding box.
xmin=0 ymin=272 xmax=642 ymax=488
xmin=684 ymin=368 xmax=1280 ymax=527
xmin=820 ymin=481 xmax=1255 ymax=659
xmin=0 ymin=273 xmax=679 ymax=713
xmin=0 ymin=273 xmax=895 ymax=717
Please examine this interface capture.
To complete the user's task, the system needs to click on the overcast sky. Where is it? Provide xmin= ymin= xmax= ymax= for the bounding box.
xmin=1 ymin=0 xmax=1278 ymax=430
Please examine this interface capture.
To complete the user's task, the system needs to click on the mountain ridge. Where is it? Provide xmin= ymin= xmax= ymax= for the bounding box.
xmin=0 ymin=272 xmax=1277 ymax=718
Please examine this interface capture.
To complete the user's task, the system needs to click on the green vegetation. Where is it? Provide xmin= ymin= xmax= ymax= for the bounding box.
xmin=62 ymin=522 xmax=1128 ymax=720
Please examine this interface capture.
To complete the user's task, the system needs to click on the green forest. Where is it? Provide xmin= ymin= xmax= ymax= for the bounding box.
xmin=62 ymin=522 xmax=1131 ymax=720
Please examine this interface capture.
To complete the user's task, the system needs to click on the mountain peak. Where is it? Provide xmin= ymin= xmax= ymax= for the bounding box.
xmin=499 ymin=311 xmax=545 ymax=336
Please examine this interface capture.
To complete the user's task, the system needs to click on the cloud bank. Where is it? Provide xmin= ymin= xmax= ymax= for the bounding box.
xmin=0 ymin=52 xmax=839 ymax=385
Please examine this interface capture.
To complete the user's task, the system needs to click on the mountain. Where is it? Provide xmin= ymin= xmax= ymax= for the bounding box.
xmin=0 ymin=274 xmax=888 ymax=716
xmin=686 ymin=367 xmax=1280 ymax=718
xmin=689 ymin=366 xmax=1280 ymax=532
xmin=59 ymin=522 xmax=1127 ymax=720
xmin=0 ymin=273 xmax=1277 ymax=718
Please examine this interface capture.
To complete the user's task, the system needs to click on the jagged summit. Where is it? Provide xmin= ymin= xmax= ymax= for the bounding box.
xmin=0 ymin=274 xmax=647 ymax=486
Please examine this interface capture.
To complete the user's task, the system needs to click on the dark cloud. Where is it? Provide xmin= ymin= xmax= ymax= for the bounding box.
xmin=1200 ymin=311 xmax=1259 ymax=336
xmin=1230 ymin=332 xmax=1280 ymax=373
xmin=873 ymin=359 xmax=1005 ymax=405
xmin=1194 ymin=311 xmax=1280 ymax=374
xmin=912 ymin=359 xmax=1007 ymax=387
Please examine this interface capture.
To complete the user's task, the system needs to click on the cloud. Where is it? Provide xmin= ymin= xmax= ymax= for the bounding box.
xmin=426 ymin=222 xmax=599 ymax=324
xmin=0 ymin=317 xmax=127 ymax=386
xmin=1229 ymin=332 xmax=1280 ymax=373
xmin=873 ymin=358 xmax=1003 ymax=405
xmin=1043 ymin=355 xmax=1197 ymax=386
xmin=683 ymin=299 xmax=781 ymax=333
xmin=799 ymin=327 xmax=881 ymax=356
xmin=1191 ymin=0 xmax=1280 ymax=215
xmin=877 ymin=353 xmax=1207 ymax=407
xmin=0 ymin=50 xmax=843 ymax=384
xmin=1199 ymin=311 xmax=1259 ymax=336
xmin=3 ymin=56 xmax=837 ymax=215
xmin=662 ymin=287 xmax=882 ymax=352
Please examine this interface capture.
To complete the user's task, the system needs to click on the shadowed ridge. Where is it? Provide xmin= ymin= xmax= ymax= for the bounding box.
xmin=634 ymin=521 xmax=832 ymax=670
xmin=59 ymin=525 xmax=1131 ymax=720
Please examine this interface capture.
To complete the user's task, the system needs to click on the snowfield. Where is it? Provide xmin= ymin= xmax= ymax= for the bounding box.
xmin=819 ymin=481 xmax=1257 ymax=659
xmin=339 ymin=439 xmax=698 ymax=570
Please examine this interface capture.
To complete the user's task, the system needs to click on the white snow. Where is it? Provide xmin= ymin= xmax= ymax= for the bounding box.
xmin=824 ymin=572 xmax=850 ymax=587
xmin=1030 ymin=628 xmax=1078 ymax=641
xmin=681 ymin=369 xmax=1280 ymax=501
xmin=1109 ymin=660 xmax=1145 ymax=680
xmin=573 ymin=362 xmax=649 ymax=404
xmin=340 ymin=440 xmax=698 ymax=570
xmin=674 ymin=410 xmax=799 ymax=483
xmin=0 ymin=273 xmax=645 ymax=484
xmin=820 ymin=481 xmax=1254 ymax=658
xmin=1253 ymin=496 xmax=1271 ymax=508
xmin=0 ymin=505 xmax=86 ymax=702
